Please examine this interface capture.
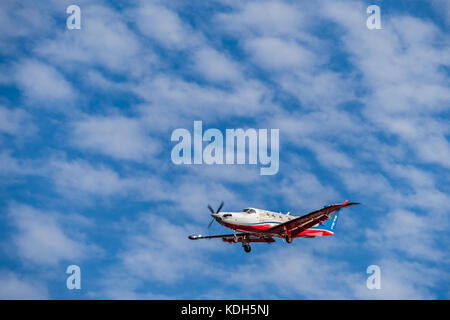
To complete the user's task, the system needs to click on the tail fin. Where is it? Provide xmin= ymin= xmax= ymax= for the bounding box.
xmin=316 ymin=210 xmax=340 ymax=234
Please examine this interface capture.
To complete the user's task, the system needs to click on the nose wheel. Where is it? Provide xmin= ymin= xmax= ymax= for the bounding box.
xmin=243 ymin=244 xmax=251 ymax=253
xmin=285 ymin=236 xmax=293 ymax=243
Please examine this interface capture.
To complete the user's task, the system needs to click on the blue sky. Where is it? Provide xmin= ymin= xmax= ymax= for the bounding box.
xmin=0 ymin=0 xmax=449 ymax=299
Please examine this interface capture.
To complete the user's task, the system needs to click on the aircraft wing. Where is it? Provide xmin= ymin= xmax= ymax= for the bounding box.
xmin=189 ymin=232 xmax=275 ymax=244
xmin=267 ymin=200 xmax=360 ymax=237
xmin=188 ymin=233 xmax=248 ymax=240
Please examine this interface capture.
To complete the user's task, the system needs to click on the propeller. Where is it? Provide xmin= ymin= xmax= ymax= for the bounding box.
xmin=207 ymin=201 xmax=224 ymax=229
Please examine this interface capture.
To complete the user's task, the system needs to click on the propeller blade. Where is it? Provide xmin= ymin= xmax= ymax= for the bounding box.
xmin=216 ymin=201 xmax=224 ymax=213
xmin=207 ymin=202 xmax=224 ymax=229
xmin=207 ymin=218 xmax=215 ymax=229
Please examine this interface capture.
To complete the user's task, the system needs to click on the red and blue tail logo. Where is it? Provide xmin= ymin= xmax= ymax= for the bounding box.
xmin=310 ymin=210 xmax=340 ymax=234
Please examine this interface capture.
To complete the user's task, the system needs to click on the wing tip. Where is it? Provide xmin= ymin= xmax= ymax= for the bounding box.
xmin=340 ymin=200 xmax=361 ymax=206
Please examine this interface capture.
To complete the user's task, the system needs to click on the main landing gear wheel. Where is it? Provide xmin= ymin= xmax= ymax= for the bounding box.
xmin=243 ymin=244 xmax=251 ymax=253
xmin=285 ymin=236 xmax=293 ymax=243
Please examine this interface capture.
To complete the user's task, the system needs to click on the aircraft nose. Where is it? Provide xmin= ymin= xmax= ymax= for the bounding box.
xmin=211 ymin=213 xmax=220 ymax=219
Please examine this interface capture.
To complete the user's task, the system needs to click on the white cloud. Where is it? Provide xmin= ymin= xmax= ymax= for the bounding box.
xmin=113 ymin=215 xmax=221 ymax=286
xmin=432 ymin=0 xmax=450 ymax=25
xmin=71 ymin=115 xmax=159 ymax=161
xmin=215 ymin=1 xmax=305 ymax=37
xmin=280 ymin=171 xmax=340 ymax=210
xmin=302 ymin=140 xmax=354 ymax=169
xmin=383 ymin=164 xmax=435 ymax=189
xmin=352 ymin=258 xmax=442 ymax=299
xmin=84 ymin=71 xmax=129 ymax=92
xmin=7 ymin=203 xmax=98 ymax=266
xmin=133 ymin=2 xmax=200 ymax=49
xmin=48 ymin=158 xmax=134 ymax=198
xmin=0 ymin=271 xmax=50 ymax=299
xmin=272 ymin=109 xmax=363 ymax=143
xmin=223 ymin=245 xmax=443 ymax=299
xmin=0 ymin=106 xmax=35 ymax=136
xmin=366 ymin=209 xmax=445 ymax=262
xmin=0 ymin=152 xmax=21 ymax=175
xmin=340 ymin=170 xmax=393 ymax=196
xmin=245 ymin=37 xmax=315 ymax=71
xmin=280 ymin=71 xmax=355 ymax=110
xmin=36 ymin=4 xmax=151 ymax=76
xmin=322 ymin=0 xmax=450 ymax=167
xmin=218 ymin=6 xmax=354 ymax=110
xmin=14 ymin=59 xmax=75 ymax=103
xmin=169 ymin=178 xmax=238 ymax=221
xmin=193 ymin=46 xmax=242 ymax=82
xmin=0 ymin=1 xmax=57 ymax=55
xmin=224 ymin=247 xmax=361 ymax=299
xmin=134 ymin=75 xmax=276 ymax=129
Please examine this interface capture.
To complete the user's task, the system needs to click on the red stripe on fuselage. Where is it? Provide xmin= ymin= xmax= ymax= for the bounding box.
xmin=221 ymin=221 xmax=274 ymax=232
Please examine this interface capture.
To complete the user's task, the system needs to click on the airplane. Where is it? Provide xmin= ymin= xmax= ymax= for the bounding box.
xmin=188 ymin=200 xmax=360 ymax=253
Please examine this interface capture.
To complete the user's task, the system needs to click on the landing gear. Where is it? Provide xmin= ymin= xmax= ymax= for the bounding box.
xmin=243 ymin=244 xmax=251 ymax=253
xmin=233 ymin=230 xmax=238 ymax=243
xmin=285 ymin=236 xmax=293 ymax=243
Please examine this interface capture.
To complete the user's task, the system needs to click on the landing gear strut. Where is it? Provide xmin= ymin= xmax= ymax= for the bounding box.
xmin=233 ymin=230 xmax=238 ymax=243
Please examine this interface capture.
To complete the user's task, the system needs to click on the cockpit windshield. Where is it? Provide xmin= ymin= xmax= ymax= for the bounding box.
xmin=241 ymin=208 xmax=256 ymax=214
